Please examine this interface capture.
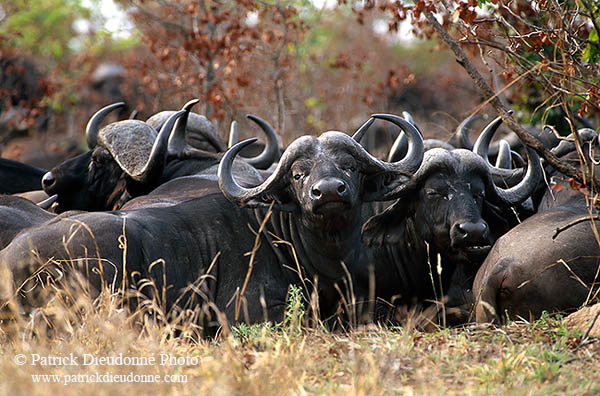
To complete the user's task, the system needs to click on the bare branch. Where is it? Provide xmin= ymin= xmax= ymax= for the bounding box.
xmin=423 ymin=8 xmax=600 ymax=192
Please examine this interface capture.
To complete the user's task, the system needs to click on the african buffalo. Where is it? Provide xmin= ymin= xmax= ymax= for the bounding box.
xmin=0 ymin=113 xmax=423 ymax=332
xmin=355 ymin=124 xmax=542 ymax=326
xmin=41 ymin=101 xmax=279 ymax=212
xmin=0 ymin=157 xmax=46 ymax=194
xmin=0 ymin=195 xmax=58 ymax=249
xmin=473 ymin=133 xmax=600 ymax=323
xmin=473 ymin=194 xmax=600 ymax=323
xmin=41 ymin=103 xmax=187 ymax=212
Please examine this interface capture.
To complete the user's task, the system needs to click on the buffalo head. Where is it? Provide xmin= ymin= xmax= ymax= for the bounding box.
xmin=218 ymin=114 xmax=424 ymax=230
xmin=41 ymin=102 xmax=186 ymax=212
xmin=363 ymin=124 xmax=542 ymax=266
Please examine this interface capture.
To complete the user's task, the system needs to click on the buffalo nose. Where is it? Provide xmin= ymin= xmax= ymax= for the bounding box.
xmin=451 ymin=221 xmax=488 ymax=247
xmin=41 ymin=171 xmax=56 ymax=190
xmin=310 ymin=178 xmax=348 ymax=200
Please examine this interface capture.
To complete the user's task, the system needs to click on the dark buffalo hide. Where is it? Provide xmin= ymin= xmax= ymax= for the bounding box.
xmin=0 ymin=114 xmax=423 ymax=333
xmin=355 ymin=143 xmax=542 ymax=327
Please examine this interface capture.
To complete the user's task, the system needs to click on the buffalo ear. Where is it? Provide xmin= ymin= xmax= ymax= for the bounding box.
xmin=362 ymin=172 xmax=415 ymax=202
xmin=361 ymin=199 xmax=409 ymax=247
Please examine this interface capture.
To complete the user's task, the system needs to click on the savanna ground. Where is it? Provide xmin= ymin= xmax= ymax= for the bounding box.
xmin=1 ymin=283 xmax=599 ymax=396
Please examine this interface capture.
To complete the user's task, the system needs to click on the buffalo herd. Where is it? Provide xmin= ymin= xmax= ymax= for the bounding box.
xmin=0 ymin=101 xmax=598 ymax=334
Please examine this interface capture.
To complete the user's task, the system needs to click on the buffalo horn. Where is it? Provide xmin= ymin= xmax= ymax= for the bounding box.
xmin=454 ymin=114 xmax=483 ymax=150
xmin=37 ymin=194 xmax=58 ymax=210
xmin=473 ymin=113 xmax=541 ymax=204
xmin=371 ymin=113 xmax=424 ymax=175
xmin=386 ymin=112 xmax=421 ymax=162
xmin=133 ymin=110 xmax=186 ymax=183
xmin=228 ymin=120 xmax=239 ymax=148
xmin=351 ymin=117 xmax=375 ymax=142
xmin=219 ymin=113 xmax=424 ymax=207
xmin=487 ymin=144 xmax=542 ymax=206
xmin=243 ymin=115 xmax=281 ymax=170
xmin=473 ymin=112 xmax=521 ymax=180
xmin=85 ymin=102 xmax=127 ymax=149
xmin=494 ymin=139 xmax=512 ymax=169
xmin=167 ymin=99 xmax=201 ymax=157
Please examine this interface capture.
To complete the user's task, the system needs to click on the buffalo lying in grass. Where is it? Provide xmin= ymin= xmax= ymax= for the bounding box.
xmin=355 ymin=116 xmax=542 ymax=327
xmin=41 ymin=101 xmax=278 ymax=212
xmin=0 ymin=113 xmax=423 ymax=333
xmin=474 ymin=132 xmax=600 ymax=323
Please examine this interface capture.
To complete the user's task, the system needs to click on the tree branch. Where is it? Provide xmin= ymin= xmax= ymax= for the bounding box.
xmin=423 ymin=9 xmax=600 ymax=192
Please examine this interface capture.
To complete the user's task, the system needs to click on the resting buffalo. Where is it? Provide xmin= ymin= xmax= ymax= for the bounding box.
xmin=41 ymin=103 xmax=187 ymax=212
xmin=41 ymin=101 xmax=278 ymax=212
xmin=473 ymin=193 xmax=600 ymax=323
xmin=0 ymin=195 xmax=58 ymax=249
xmin=0 ymin=157 xmax=46 ymax=194
xmin=356 ymin=123 xmax=542 ymax=325
xmin=474 ymin=133 xmax=600 ymax=323
xmin=0 ymin=113 xmax=423 ymax=332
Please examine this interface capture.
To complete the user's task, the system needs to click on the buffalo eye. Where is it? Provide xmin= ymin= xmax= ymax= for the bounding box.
xmin=425 ymin=189 xmax=447 ymax=200
xmin=92 ymin=149 xmax=110 ymax=165
xmin=293 ymin=173 xmax=303 ymax=181
xmin=475 ymin=190 xmax=485 ymax=201
xmin=345 ymin=166 xmax=357 ymax=173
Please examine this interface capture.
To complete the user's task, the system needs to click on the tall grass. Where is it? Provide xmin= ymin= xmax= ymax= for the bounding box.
xmin=1 ymin=268 xmax=599 ymax=395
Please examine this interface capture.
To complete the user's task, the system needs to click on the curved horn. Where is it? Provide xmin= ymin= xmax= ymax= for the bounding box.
xmin=473 ymin=112 xmax=516 ymax=179
xmin=129 ymin=109 xmax=139 ymax=120
xmin=494 ymin=139 xmax=512 ymax=169
xmin=372 ymin=113 xmax=424 ymax=174
xmin=351 ymin=117 xmax=375 ymax=142
xmin=494 ymin=141 xmax=535 ymax=212
xmin=167 ymin=98 xmax=201 ymax=157
xmin=511 ymin=150 xmax=525 ymax=168
xmin=218 ymin=138 xmax=261 ymax=204
xmin=243 ymin=115 xmax=281 ymax=170
xmin=228 ymin=120 xmax=239 ymax=148
xmin=402 ymin=111 xmax=415 ymax=125
xmin=454 ymin=114 xmax=483 ymax=150
xmin=37 ymin=194 xmax=58 ymax=210
xmin=387 ymin=133 xmax=407 ymax=163
xmin=85 ymin=102 xmax=126 ymax=149
xmin=219 ymin=116 xmax=423 ymax=208
xmin=133 ymin=110 xmax=186 ymax=183
xmin=386 ymin=111 xmax=421 ymax=162
xmin=218 ymin=135 xmax=317 ymax=209
xmin=473 ymin=114 xmax=503 ymax=161
xmin=401 ymin=111 xmax=421 ymax=133
xmin=487 ymin=144 xmax=542 ymax=206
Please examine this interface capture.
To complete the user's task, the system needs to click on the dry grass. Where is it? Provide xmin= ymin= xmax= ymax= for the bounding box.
xmin=1 ymin=280 xmax=600 ymax=396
